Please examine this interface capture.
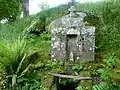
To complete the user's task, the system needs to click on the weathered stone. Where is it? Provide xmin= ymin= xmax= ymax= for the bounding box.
xmin=50 ymin=6 xmax=95 ymax=62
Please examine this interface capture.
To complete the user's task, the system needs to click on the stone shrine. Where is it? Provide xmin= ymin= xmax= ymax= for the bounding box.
xmin=50 ymin=6 xmax=95 ymax=62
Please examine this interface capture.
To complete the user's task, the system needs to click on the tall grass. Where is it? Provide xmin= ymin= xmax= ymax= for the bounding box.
xmin=0 ymin=0 xmax=120 ymax=89
xmin=0 ymin=36 xmax=29 ymax=88
xmin=0 ymin=16 xmax=37 ymax=43
xmin=0 ymin=14 xmax=51 ymax=89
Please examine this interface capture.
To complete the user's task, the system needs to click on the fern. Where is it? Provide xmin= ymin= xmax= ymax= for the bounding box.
xmin=93 ymin=83 xmax=107 ymax=90
xmin=76 ymin=85 xmax=83 ymax=90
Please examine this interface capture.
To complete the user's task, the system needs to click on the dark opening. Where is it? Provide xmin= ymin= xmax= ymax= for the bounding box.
xmin=67 ymin=34 xmax=77 ymax=39
xmin=57 ymin=79 xmax=79 ymax=90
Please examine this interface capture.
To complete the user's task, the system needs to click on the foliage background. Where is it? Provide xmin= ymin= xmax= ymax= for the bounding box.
xmin=0 ymin=0 xmax=120 ymax=89
xmin=0 ymin=0 xmax=22 ymax=21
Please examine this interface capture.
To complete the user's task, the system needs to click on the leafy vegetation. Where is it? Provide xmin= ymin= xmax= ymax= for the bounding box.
xmin=0 ymin=0 xmax=21 ymax=21
xmin=0 ymin=0 xmax=120 ymax=89
xmin=76 ymin=0 xmax=120 ymax=54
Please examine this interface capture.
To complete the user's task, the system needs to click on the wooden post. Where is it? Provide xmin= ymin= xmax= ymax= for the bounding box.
xmin=53 ymin=76 xmax=59 ymax=89
xmin=49 ymin=76 xmax=59 ymax=90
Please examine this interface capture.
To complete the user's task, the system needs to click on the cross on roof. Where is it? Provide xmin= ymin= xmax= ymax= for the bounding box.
xmin=68 ymin=6 xmax=77 ymax=12
xmin=68 ymin=6 xmax=77 ymax=17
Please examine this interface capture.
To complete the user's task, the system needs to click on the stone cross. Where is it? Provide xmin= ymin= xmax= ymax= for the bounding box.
xmin=68 ymin=6 xmax=77 ymax=17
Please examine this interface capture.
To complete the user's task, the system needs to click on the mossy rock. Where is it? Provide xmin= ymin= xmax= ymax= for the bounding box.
xmin=109 ymin=69 xmax=120 ymax=85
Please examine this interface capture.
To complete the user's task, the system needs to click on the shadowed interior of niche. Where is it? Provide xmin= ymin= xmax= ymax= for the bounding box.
xmin=66 ymin=34 xmax=77 ymax=61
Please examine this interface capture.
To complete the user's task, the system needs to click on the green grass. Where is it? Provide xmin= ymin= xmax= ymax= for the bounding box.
xmin=0 ymin=0 xmax=120 ymax=89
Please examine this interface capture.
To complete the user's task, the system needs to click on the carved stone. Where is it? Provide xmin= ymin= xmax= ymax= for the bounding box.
xmin=50 ymin=6 xmax=95 ymax=62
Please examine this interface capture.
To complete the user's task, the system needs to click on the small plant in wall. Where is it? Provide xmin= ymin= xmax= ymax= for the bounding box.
xmin=76 ymin=85 xmax=83 ymax=90
xmin=72 ymin=64 xmax=84 ymax=72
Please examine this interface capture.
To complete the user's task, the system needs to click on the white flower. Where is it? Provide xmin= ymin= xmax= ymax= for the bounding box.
xmin=52 ymin=38 xmax=55 ymax=41
xmin=52 ymin=55 xmax=54 ymax=57
xmin=77 ymin=57 xmax=80 ymax=60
